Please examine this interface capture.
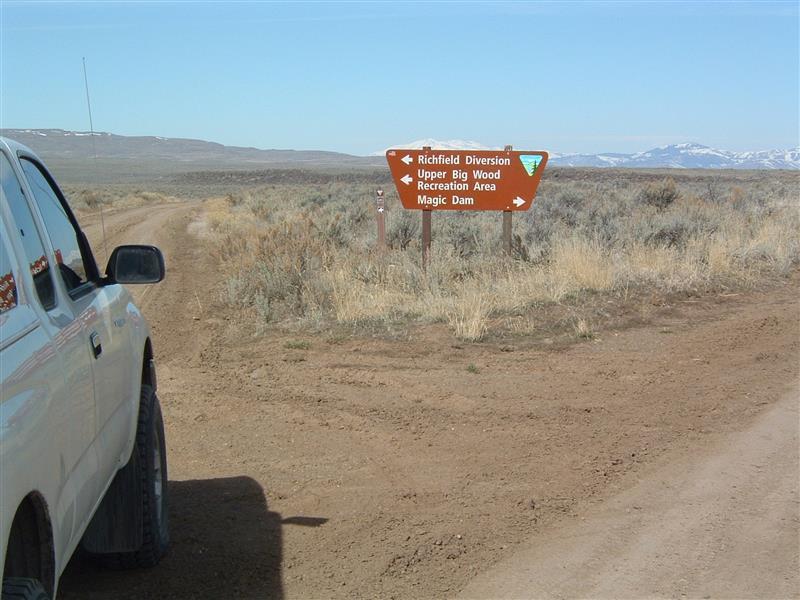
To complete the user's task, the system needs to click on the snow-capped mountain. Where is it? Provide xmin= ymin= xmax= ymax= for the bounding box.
xmin=543 ymin=143 xmax=800 ymax=169
xmin=376 ymin=139 xmax=500 ymax=155
xmin=384 ymin=140 xmax=800 ymax=169
xmin=614 ymin=143 xmax=800 ymax=169
xmin=731 ymin=148 xmax=800 ymax=170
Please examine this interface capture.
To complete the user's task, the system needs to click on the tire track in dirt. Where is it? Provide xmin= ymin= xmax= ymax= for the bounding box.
xmin=77 ymin=202 xmax=191 ymax=313
xmin=459 ymin=390 xmax=800 ymax=599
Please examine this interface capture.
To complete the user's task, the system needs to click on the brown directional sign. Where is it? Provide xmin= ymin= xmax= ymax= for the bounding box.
xmin=386 ymin=149 xmax=548 ymax=211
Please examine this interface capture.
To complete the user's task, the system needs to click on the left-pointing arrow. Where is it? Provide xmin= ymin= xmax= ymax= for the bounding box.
xmin=401 ymin=174 xmax=413 ymax=185
xmin=401 ymin=155 xmax=413 ymax=165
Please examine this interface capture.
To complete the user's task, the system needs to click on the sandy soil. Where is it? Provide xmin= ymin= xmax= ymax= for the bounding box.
xmin=59 ymin=200 xmax=799 ymax=599
xmin=459 ymin=389 xmax=799 ymax=599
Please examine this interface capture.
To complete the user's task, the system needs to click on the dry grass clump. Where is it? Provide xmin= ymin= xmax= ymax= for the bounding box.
xmin=206 ymin=173 xmax=799 ymax=340
xmin=550 ymin=237 xmax=614 ymax=292
xmin=573 ymin=317 xmax=596 ymax=339
xmin=639 ymin=177 xmax=681 ymax=210
xmin=447 ymin=288 xmax=495 ymax=341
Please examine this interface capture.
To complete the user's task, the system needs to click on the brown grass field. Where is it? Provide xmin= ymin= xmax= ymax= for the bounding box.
xmin=69 ymin=167 xmax=799 ymax=343
xmin=171 ymin=169 xmax=799 ymax=342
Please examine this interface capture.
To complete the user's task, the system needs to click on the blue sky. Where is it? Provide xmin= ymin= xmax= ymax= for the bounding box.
xmin=1 ymin=1 xmax=797 ymax=155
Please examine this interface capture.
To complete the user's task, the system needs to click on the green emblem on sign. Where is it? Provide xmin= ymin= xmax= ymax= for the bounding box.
xmin=519 ymin=155 xmax=541 ymax=176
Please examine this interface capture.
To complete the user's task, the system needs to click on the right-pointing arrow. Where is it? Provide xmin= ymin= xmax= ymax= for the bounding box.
xmin=513 ymin=196 xmax=526 ymax=208
xmin=401 ymin=174 xmax=413 ymax=185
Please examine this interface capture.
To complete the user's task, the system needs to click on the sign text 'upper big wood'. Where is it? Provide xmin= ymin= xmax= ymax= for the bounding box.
xmin=386 ymin=149 xmax=548 ymax=211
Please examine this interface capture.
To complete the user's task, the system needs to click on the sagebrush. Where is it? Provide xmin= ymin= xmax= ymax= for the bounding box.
xmin=206 ymin=172 xmax=799 ymax=340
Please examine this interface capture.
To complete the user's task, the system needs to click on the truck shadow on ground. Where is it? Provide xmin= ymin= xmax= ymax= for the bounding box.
xmin=60 ymin=476 xmax=325 ymax=599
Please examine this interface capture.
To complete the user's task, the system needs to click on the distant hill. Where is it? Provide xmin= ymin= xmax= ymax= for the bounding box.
xmin=0 ymin=128 xmax=384 ymax=168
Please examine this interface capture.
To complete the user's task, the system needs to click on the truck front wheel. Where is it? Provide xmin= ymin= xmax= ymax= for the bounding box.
xmin=99 ymin=384 xmax=169 ymax=569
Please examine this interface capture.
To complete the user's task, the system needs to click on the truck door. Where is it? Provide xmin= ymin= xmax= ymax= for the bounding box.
xmin=0 ymin=152 xmax=97 ymax=557
xmin=16 ymin=156 xmax=137 ymax=503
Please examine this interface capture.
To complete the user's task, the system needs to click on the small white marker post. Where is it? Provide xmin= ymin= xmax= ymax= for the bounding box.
xmin=376 ymin=188 xmax=386 ymax=252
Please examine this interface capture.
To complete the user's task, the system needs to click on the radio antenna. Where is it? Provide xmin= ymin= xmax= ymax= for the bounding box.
xmin=82 ymin=56 xmax=108 ymax=265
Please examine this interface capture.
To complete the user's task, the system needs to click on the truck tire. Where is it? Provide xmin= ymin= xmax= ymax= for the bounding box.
xmin=99 ymin=384 xmax=169 ymax=569
xmin=1 ymin=578 xmax=49 ymax=600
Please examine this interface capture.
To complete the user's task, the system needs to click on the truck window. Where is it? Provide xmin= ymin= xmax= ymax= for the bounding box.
xmin=0 ymin=153 xmax=56 ymax=310
xmin=20 ymin=157 xmax=89 ymax=293
xmin=0 ymin=228 xmax=17 ymax=313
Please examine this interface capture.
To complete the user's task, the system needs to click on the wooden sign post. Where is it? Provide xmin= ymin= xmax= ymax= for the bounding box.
xmin=502 ymin=145 xmax=513 ymax=256
xmin=421 ymin=146 xmax=432 ymax=269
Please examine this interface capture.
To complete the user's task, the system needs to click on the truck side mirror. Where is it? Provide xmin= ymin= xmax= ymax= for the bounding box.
xmin=105 ymin=245 xmax=165 ymax=284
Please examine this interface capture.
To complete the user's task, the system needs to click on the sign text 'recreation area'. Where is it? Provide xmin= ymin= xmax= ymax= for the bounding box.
xmin=386 ymin=149 xmax=548 ymax=211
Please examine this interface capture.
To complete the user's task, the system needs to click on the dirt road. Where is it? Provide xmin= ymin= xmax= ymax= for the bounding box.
xmin=459 ymin=390 xmax=799 ymax=599
xmin=60 ymin=200 xmax=799 ymax=599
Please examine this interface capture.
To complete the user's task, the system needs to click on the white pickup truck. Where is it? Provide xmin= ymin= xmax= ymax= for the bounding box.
xmin=0 ymin=137 xmax=169 ymax=599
